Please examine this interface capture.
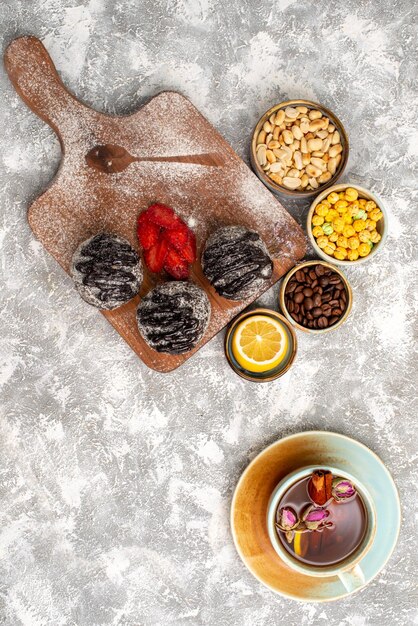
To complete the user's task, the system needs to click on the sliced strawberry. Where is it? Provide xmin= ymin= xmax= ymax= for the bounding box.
xmin=164 ymin=248 xmax=190 ymax=279
xmin=163 ymin=222 xmax=189 ymax=249
xmin=137 ymin=210 xmax=150 ymax=226
xmin=146 ymin=203 xmax=180 ymax=229
xmin=137 ymin=221 xmax=160 ymax=250
xmin=144 ymin=238 xmax=169 ymax=273
xmin=178 ymin=231 xmax=196 ymax=263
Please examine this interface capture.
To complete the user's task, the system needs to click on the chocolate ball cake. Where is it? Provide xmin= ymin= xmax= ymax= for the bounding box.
xmin=137 ymin=282 xmax=210 ymax=354
xmin=71 ymin=233 xmax=143 ymax=310
xmin=202 ymin=225 xmax=273 ymax=300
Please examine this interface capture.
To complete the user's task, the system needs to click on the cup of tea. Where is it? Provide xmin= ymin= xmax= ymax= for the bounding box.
xmin=267 ymin=465 xmax=376 ymax=592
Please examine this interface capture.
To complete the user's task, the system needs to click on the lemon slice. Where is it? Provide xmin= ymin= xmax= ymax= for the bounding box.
xmin=294 ymin=532 xmax=302 ymax=556
xmin=232 ymin=315 xmax=289 ymax=373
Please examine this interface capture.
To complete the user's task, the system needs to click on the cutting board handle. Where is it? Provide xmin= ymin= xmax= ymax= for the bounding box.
xmin=4 ymin=36 xmax=85 ymax=137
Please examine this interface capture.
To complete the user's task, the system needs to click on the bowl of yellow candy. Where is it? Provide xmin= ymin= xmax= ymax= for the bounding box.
xmin=307 ymin=184 xmax=387 ymax=265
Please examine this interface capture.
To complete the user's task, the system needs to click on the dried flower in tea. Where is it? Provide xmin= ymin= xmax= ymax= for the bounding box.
xmin=332 ymin=477 xmax=356 ymax=502
xmin=302 ymin=504 xmax=330 ymax=530
xmin=276 ymin=506 xmax=299 ymax=543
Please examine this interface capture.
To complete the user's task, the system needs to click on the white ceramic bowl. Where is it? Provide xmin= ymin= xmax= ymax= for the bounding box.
xmin=307 ymin=184 xmax=388 ymax=266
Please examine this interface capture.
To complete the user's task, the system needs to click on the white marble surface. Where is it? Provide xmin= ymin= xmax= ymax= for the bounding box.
xmin=0 ymin=1 xmax=417 ymax=624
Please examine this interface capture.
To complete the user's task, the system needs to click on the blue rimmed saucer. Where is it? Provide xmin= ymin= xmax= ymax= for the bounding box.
xmin=230 ymin=431 xmax=401 ymax=601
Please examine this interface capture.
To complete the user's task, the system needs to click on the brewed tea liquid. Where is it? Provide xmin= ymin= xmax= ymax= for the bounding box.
xmin=277 ymin=476 xmax=367 ymax=567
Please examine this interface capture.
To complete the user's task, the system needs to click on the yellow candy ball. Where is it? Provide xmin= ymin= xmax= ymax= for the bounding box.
xmin=324 ymin=244 xmax=336 ymax=255
xmin=312 ymin=215 xmax=325 ymax=226
xmin=359 ymin=198 xmax=367 ymax=207
xmin=347 ymin=249 xmax=359 ymax=261
xmin=348 ymin=236 xmax=360 ymax=250
xmin=359 ymin=230 xmax=372 ymax=243
xmin=337 ymin=235 xmax=349 ymax=248
xmin=312 ymin=226 xmax=324 ymax=238
xmin=335 ymin=200 xmax=348 ymax=213
xmin=353 ymin=219 xmax=366 ymax=232
xmin=327 ymin=192 xmax=339 ymax=205
xmin=365 ymin=200 xmax=376 ymax=211
xmin=369 ymin=209 xmax=383 ymax=221
xmin=339 ymin=192 xmax=346 ymax=199
xmin=365 ymin=219 xmax=377 ymax=231
xmin=316 ymin=204 xmax=329 ymax=217
xmin=343 ymin=225 xmax=355 ymax=237
xmin=349 ymin=202 xmax=360 ymax=217
xmin=343 ymin=213 xmax=353 ymax=224
xmin=333 ymin=217 xmax=345 ymax=233
xmin=370 ymin=230 xmax=381 ymax=243
xmin=358 ymin=243 xmax=371 ymax=257
xmin=345 ymin=187 xmax=358 ymax=202
xmin=325 ymin=209 xmax=338 ymax=222
xmin=322 ymin=199 xmax=331 ymax=208
xmin=328 ymin=232 xmax=338 ymax=242
xmin=316 ymin=235 xmax=329 ymax=249
xmin=334 ymin=247 xmax=348 ymax=260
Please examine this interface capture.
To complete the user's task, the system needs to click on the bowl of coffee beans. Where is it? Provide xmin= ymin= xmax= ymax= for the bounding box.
xmin=279 ymin=261 xmax=352 ymax=333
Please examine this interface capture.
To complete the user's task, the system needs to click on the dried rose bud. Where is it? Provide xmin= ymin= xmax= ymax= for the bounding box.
xmin=302 ymin=505 xmax=330 ymax=530
xmin=276 ymin=506 xmax=299 ymax=531
xmin=332 ymin=478 xmax=356 ymax=502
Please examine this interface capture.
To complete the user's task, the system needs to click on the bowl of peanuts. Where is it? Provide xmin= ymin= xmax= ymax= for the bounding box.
xmin=251 ymin=100 xmax=349 ymax=197
xmin=308 ymin=184 xmax=388 ymax=265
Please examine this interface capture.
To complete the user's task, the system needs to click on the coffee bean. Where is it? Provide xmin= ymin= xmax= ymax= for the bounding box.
xmin=295 ymin=285 xmax=304 ymax=293
xmin=294 ymin=304 xmax=300 ymax=314
xmin=329 ymin=316 xmax=339 ymax=325
xmin=329 ymin=299 xmax=339 ymax=307
xmin=287 ymin=300 xmax=294 ymax=313
xmin=293 ymin=313 xmax=300 ymax=323
xmin=311 ymin=279 xmax=318 ymax=288
xmin=318 ymin=316 xmax=329 ymax=328
xmin=287 ymin=281 xmax=297 ymax=293
xmin=315 ymin=265 xmax=325 ymax=276
xmin=339 ymin=298 xmax=345 ymax=310
xmin=334 ymin=289 xmax=340 ymax=299
xmin=322 ymin=293 xmax=331 ymax=303
xmin=331 ymin=308 xmax=342 ymax=316
xmin=312 ymin=307 xmax=322 ymax=317
xmin=304 ymin=297 xmax=314 ymax=310
xmin=309 ymin=270 xmax=317 ymax=280
xmin=329 ymin=275 xmax=340 ymax=284
xmin=322 ymin=304 xmax=332 ymax=316
xmin=303 ymin=287 xmax=313 ymax=297
xmin=313 ymin=294 xmax=322 ymax=307
xmin=294 ymin=292 xmax=304 ymax=304
xmin=319 ymin=277 xmax=329 ymax=288
xmin=307 ymin=312 xmax=313 ymax=320
xmin=295 ymin=270 xmax=305 ymax=281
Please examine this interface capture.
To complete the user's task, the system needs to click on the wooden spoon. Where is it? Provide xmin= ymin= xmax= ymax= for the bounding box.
xmin=86 ymin=143 xmax=224 ymax=173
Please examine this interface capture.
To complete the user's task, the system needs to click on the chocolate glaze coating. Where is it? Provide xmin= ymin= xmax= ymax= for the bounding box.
xmin=137 ymin=282 xmax=210 ymax=354
xmin=202 ymin=225 xmax=273 ymax=301
xmin=71 ymin=233 xmax=143 ymax=310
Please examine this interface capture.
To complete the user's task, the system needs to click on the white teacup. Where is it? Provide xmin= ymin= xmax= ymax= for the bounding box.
xmin=267 ymin=465 xmax=376 ymax=592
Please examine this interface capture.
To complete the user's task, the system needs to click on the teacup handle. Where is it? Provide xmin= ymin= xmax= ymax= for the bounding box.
xmin=338 ymin=564 xmax=365 ymax=592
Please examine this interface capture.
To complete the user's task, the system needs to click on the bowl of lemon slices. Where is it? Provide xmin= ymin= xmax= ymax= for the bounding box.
xmin=225 ymin=308 xmax=297 ymax=382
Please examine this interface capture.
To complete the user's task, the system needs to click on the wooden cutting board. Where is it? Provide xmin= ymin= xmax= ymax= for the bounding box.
xmin=4 ymin=36 xmax=306 ymax=372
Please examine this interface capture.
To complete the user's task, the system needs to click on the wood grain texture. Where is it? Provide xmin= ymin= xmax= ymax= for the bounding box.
xmin=4 ymin=36 xmax=306 ymax=372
